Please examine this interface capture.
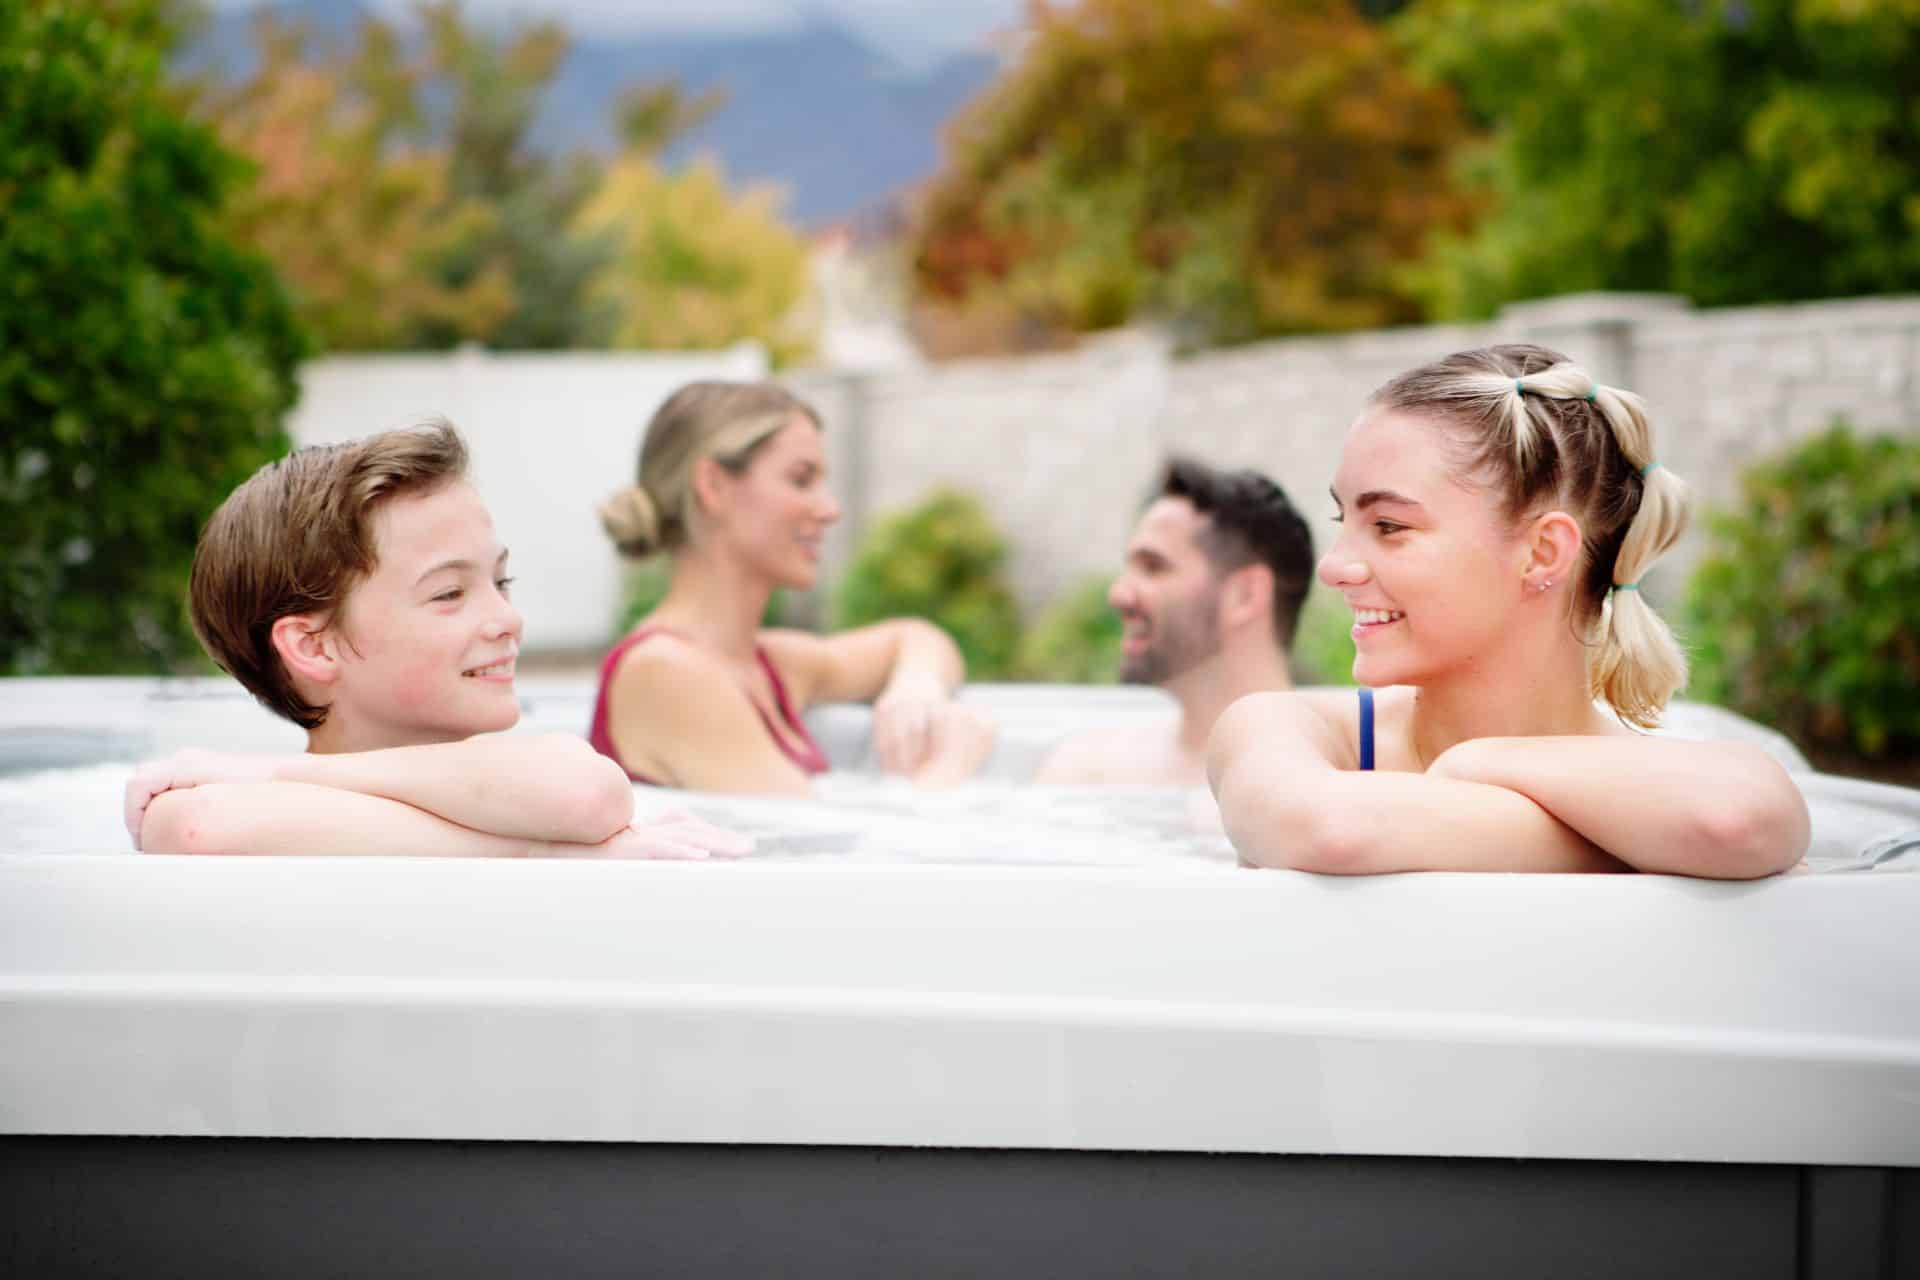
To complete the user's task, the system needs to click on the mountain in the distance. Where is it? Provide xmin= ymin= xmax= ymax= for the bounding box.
xmin=184 ymin=2 xmax=1001 ymax=228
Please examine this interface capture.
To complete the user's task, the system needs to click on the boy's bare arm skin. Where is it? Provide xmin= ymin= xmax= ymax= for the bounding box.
xmin=138 ymin=782 xmax=746 ymax=859
xmin=126 ymin=734 xmax=635 ymax=848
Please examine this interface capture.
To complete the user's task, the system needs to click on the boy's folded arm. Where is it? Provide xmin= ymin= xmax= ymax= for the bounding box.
xmin=139 ymin=782 xmax=544 ymax=857
xmin=271 ymin=734 xmax=634 ymax=844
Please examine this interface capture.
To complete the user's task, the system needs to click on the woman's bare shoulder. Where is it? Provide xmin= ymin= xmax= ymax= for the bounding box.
xmin=610 ymin=631 xmax=735 ymax=706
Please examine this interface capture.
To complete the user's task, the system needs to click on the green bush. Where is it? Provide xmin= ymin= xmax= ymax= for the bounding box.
xmin=1292 ymin=585 xmax=1357 ymax=687
xmin=1014 ymin=575 xmax=1122 ymax=683
xmin=1 ymin=1 xmax=308 ymax=673
xmin=834 ymin=489 xmax=1022 ymax=678
xmin=1686 ymin=425 xmax=1920 ymax=760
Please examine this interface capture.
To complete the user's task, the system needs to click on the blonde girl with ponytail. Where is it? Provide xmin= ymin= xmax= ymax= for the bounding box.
xmin=1208 ymin=344 xmax=1808 ymax=877
xmin=589 ymin=381 xmax=994 ymax=793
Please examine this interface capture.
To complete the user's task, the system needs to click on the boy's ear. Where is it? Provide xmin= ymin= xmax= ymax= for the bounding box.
xmin=270 ymin=614 xmax=342 ymax=689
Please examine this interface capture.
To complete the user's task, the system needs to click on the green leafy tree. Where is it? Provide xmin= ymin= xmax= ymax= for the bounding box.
xmin=2 ymin=0 xmax=307 ymax=673
xmin=911 ymin=0 xmax=1474 ymax=351
xmin=1399 ymin=0 xmax=1920 ymax=317
xmin=834 ymin=491 xmax=1023 ymax=678
xmin=1687 ymin=426 xmax=1920 ymax=763
xmin=407 ymin=2 xmax=619 ymax=351
xmin=575 ymin=152 xmax=816 ymax=366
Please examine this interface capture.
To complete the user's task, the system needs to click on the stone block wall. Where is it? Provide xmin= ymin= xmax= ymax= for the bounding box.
xmin=793 ymin=292 xmax=1920 ymax=624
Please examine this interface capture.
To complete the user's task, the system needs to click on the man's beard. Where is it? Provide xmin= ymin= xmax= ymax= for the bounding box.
xmin=1118 ymin=596 xmax=1221 ymax=687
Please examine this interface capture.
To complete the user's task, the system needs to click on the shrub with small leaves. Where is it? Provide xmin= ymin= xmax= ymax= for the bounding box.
xmin=1686 ymin=425 xmax=1920 ymax=760
xmin=834 ymin=489 xmax=1022 ymax=679
xmin=1014 ymin=575 xmax=1122 ymax=683
xmin=1 ymin=0 xmax=307 ymax=673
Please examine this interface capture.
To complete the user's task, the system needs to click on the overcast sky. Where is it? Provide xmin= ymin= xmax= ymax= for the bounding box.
xmin=207 ymin=1 xmax=1030 ymax=66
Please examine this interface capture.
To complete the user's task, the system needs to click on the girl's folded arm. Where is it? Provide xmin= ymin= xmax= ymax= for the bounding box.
xmin=1427 ymin=735 xmax=1809 ymax=879
xmin=1207 ymin=693 xmax=1620 ymax=874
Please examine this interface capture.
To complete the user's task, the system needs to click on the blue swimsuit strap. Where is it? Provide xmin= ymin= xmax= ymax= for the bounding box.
xmin=1357 ymin=686 xmax=1375 ymax=772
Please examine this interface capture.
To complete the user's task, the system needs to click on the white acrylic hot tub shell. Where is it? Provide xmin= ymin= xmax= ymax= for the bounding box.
xmin=4 ymin=855 xmax=1918 ymax=1166
xmin=2 ymin=677 xmax=1916 ymax=1167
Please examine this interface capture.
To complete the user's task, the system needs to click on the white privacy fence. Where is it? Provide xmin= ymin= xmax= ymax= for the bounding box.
xmin=287 ymin=344 xmax=768 ymax=654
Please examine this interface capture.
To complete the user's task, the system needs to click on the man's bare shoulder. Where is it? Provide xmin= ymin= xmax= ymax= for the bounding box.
xmin=1033 ymin=718 xmax=1183 ymax=785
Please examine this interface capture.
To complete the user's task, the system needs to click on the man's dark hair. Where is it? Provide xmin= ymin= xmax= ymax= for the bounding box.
xmin=1157 ymin=457 xmax=1314 ymax=648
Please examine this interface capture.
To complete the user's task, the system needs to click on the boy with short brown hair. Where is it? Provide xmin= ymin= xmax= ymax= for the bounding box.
xmin=129 ymin=420 xmax=746 ymax=860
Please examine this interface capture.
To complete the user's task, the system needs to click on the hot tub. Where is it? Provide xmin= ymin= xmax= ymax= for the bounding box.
xmin=2 ymin=678 xmax=1917 ymax=1277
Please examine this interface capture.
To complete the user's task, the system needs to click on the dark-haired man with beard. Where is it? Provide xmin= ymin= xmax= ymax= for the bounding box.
xmin=1036 ymin=458 xmax=1313 ymax=786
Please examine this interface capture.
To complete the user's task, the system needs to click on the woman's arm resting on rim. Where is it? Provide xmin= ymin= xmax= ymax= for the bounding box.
xmin=125 ymin=735 xmax=634 ymax=848
xmin=138 ymin=782 xmax=728 ymax=859
xmin=1207 ymin=693 xmax=1623 ymax=874
xmin=764 ymin=619 xmax=966 ymax=774
xmin=1427 ymin=735 xmax=1809 ymax=879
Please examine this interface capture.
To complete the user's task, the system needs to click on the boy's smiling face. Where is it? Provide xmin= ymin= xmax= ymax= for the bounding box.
xmin=315 ymin=481 xmax=523 ymax=749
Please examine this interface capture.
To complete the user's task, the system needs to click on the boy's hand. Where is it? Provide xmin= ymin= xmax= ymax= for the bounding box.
xmin=538 ymin=810 xmax=755 ymax=861
xmin=124 ymin=750 xmax=279 ymax=848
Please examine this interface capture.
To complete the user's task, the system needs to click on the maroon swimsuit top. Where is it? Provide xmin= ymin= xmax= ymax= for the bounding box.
xmin=587 ymin=625 xmax=831 ymax=786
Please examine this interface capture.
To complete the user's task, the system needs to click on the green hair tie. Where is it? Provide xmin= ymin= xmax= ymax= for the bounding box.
xmin=1639 ymin=461 xmax=1660 ymax=478
xmin=1612 ymin=582 xmax=1641 ymax=593
xmin=1514 ymin=379 xmax=1526 ymax=395
xmin=1585 ymin=386 xmax=1599 ymax=403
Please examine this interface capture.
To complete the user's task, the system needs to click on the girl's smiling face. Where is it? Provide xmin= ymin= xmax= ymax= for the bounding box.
xmin=1319 ymin=408 xmax=1533 ymax=688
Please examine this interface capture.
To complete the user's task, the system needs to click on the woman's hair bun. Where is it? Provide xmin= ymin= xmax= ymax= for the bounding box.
xmin=600 ymin=485 xmax=663 ymax=558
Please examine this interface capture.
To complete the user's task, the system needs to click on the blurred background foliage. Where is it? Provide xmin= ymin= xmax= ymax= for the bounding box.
xmin=6 ymin=0 xmax=1919 ymax=778
xmin=910 ymin=0 xmax=1474 ymax=354
xmin=1395 ymin=0 xmax=1920 ymax=318
xmin=1 ymin=0 xmax=307 ymax=675
xmin=834 ymin=490 xmax=1024 ymax=679
xmin=1013 ymin=576 xmax=1123 ymax=684
xmin=1687 ymin=427 xmax=1920 ymax=773
xmin=183 ymin=0 xmax=813 ymax=359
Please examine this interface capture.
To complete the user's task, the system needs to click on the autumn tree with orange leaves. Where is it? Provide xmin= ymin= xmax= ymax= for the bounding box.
xmin=201 ymin=15 xmax=510 ymax=351
xmin=911 ymin=0 xmax=1474 ymax=353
